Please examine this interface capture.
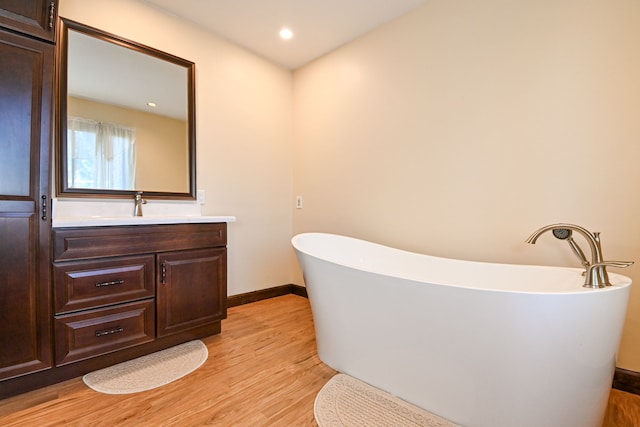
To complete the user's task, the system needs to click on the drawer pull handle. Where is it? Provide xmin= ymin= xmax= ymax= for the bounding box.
xmin=41 ymin=195 xmax=47 ymax=220
xmin=95 ymin=279 xmax=125 ymax=287
xmin=95 ymin=326 xmax=124 ymax=337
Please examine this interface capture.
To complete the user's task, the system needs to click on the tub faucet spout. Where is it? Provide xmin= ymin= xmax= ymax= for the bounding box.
xmin=526 ymin=223 xmax=632 ymax=288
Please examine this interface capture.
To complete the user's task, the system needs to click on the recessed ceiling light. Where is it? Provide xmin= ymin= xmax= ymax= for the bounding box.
xmin=279 ymin=28 xmax=293 ymax=40
xmin=146 ymin=102 xmax=157 ymax=108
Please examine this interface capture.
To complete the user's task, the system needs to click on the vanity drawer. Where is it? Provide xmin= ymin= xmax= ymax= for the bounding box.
xmin=53 ymin=223 xmax=227 ymax=261
xmin=53 ymin=255 xmax=155 ymax=314
xmin=54 ymin=299 xmax=155 ymax=366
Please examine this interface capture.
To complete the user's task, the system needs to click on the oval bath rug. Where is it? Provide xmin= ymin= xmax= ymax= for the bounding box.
xmin=82 ymin=340 xmax=208 ymax=394
xmin=315 ymin=374 xmax=460 ymax=427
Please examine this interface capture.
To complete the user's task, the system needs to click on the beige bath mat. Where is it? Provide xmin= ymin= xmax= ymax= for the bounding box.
xmin=315 ymin=374 xmax=460 ymax=427
xmin=83 ymin=340 xmax=208 ymax=394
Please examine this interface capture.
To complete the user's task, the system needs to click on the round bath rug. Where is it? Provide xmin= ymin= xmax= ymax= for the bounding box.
xmin=82 ymin=340 xmax=208 ymax=394
xmin=314 ymin=374 xmax=460 ymax=427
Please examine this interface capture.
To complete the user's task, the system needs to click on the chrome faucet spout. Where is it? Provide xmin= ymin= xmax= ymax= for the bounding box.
xmin=526 ymin=223 xmax=628 ymax=288
xmin=526 ymin=223 xmax=602 ymax=263
xmin=134 ymin=191 xmax=146 ymax=216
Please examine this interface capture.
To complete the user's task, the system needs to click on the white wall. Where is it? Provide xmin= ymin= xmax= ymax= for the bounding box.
xmin=293 ymin=0 xmax=640 ymax=370
xmin=60 ymin=0 xmax=295 ymax=296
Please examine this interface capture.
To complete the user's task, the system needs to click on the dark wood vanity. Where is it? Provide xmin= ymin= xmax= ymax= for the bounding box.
xmin=1 ymin=217 xmax=229 ymax=399
xmin=0 ymin=1 xmax=229 ymax=399
xmin=1 ymin=221 xmax=228 ymax=399
xmin=52 ymin=223 xmax=227 ymax=367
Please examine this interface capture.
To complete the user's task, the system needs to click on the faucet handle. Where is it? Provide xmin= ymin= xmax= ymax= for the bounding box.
xmin=592 ymin=261 xmax=634 ymax=269
xmin=585 ymin=261 xmax=634 ymax=288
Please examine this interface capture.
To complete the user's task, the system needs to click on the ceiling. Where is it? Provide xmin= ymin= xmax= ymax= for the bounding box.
xmin=141 ymin=0 xmax=426 ymax=69
xmin=68 ymin=29 xmax=188 ymax=120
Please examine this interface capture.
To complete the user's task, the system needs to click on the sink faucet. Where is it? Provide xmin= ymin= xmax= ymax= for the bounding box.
xmin=134 ymin=191 xmax=146 ymax=216
xmin=526 ymin=223 xmax=633 ymax=288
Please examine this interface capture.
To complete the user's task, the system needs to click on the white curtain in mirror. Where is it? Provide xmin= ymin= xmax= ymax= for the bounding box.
xmin=67 ymin=117 xmax=136 ymax=190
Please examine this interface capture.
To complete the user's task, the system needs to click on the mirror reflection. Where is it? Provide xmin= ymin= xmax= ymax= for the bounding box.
xmin=58 ymin=19 xmax=196 ymax=199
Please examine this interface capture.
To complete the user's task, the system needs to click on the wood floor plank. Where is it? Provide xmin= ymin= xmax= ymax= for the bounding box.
xmin=0 ymin=295 xmax=333 ymax=426
xmin=1 ymin=294 xmax=640 ymax=426
xmin=603 ymin=389 xmax=640 ymax=427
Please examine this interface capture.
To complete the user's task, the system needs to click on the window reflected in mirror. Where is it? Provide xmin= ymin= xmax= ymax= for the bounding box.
xmin=67 ymin=117 xmax=136 ymax=190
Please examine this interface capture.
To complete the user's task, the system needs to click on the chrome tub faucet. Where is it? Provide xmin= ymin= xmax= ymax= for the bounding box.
xmin=134 ymin=191 xmax=146 ymax=216
xmin=526 ymin=223 xmax=633 ymax=288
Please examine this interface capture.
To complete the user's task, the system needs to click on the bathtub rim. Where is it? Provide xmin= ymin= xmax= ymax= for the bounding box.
xmin=292 ymin=232 xmax=632 ymax=296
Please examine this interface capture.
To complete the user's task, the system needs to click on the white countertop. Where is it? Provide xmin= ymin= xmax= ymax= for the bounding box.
xmin=52 ymin=215 xmax=236 ymax=228
xmin=51 ymin=198 xmax=235 ymax=228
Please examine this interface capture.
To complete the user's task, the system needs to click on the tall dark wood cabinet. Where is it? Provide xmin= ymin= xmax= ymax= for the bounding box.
xmin=0 ymin=1 xmax=57 ymax=382
xmin=0 ymin=0 xmax=58 ymax=42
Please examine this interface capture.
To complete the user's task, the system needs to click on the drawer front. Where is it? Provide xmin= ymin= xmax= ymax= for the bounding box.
xmin=53 ymin=223 xmax=227 ymax=261
xmin=53 ymin=255 xmax=155 ymax=314
xmin=54 ymin=300 xmax=155 ymax=366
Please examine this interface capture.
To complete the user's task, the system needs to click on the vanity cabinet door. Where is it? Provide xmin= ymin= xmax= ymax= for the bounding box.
xmin=157 ymin=248 xmax=227 ymax=337
xmin=0 ymin=28 xmax=53 ymax=381
xmin=0 ymin=0 xmax=58 ymax=42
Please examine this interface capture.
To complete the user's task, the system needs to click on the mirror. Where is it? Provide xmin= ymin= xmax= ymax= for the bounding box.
xmin=57 ymin=18 xmax=196 ymax=199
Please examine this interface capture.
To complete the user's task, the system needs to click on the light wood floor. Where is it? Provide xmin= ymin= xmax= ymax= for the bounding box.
xmin=0 ymin=294 xmax=639 ymax=426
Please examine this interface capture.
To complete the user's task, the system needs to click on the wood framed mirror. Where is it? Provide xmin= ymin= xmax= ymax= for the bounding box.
xmin=56 ymin=18 xmax=196 ymax=199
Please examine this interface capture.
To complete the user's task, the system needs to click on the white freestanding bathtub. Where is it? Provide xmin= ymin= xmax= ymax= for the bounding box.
xmin=292 ymin=232 xmax=632 ymax=427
